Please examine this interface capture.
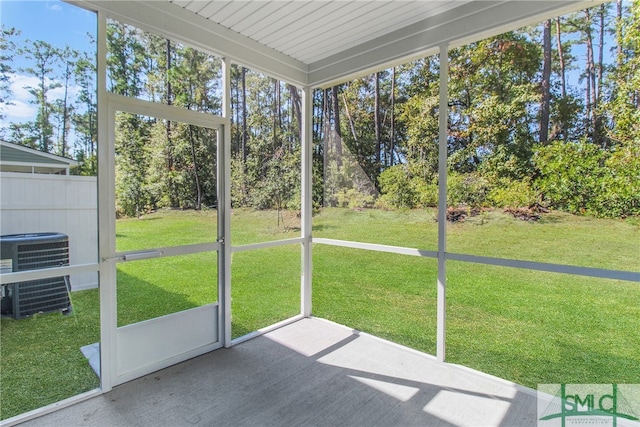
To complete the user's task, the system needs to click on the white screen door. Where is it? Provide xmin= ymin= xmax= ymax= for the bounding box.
xmin=100 ymin=98 xmax=225 ymax=386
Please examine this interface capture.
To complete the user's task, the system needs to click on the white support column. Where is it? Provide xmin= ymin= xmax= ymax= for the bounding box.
xmin=220 ymin=58 xmax=233 ymax=347
xmin=301 ymin=86 xmax=313 ymax=317
xmin=97 ymin=11 xmax=114 ymax=392
xmin=436 ymin=43 xmax=449 ymax=363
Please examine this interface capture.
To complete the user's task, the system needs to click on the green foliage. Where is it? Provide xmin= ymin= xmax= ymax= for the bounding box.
xmin=377 ymin=165 xmax=417 ymax=209
xmin=595 ymin=143 xmax=640 ymax=218
xmin=248 ymin=147 xmax=301 ymax=211
xmin=534 ymin=140 xmax=640 ymax=218
xmin=115 ymin=113 xmax=152 ymax=217
xmin=0 ymin=26 xmax=19 ymax=120
xmin=606 ymin=0 xmax=640 ymax=145
xmin=535 ymin=140 xmax=606 ymax=215
xmin=323 ymin=155 xmax=377 ymax=208
xmin=411 ymin=178 xmax=439 ymax=208
xmin=377 ymin=164 xmax=439 ymax=209
xmin=447 ymin=172 xmax=489 ymax=208
xmin=230 ymin=154 xmax=250 ymax=208
xmin=335 ymin=188 xmax=375 ymax=209
xmin=487 ymin=178 xmax=538 ymax=208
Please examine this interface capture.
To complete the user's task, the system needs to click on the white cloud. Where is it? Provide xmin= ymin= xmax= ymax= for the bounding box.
xmin=1 ymin=99 xmax=36 ymax=121
xmin=10 ymin=74 xmax=40 ymax=103
xmin=1 ymin=73 xmax=82 ymax=126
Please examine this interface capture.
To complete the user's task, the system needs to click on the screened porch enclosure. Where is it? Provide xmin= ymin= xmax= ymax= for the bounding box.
xmin=2 ymin=0 xmax=638 ymax=425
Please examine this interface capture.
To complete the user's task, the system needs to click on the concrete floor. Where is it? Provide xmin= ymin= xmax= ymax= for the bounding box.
xmin=19 ymin=317 xmax=540 ymax=426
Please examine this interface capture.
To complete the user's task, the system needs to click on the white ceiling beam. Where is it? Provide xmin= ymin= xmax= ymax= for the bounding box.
xmin=70 ymin=0 xmax=309 ymax=86
xmin=308 ymin=0 xmax=607 ymax=88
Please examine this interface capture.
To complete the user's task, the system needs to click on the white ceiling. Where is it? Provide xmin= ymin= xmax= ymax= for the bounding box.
xmin=79 ymin=0 xmax=607 ymax=87
xmin=169 ymin=1 xmax=470 ymax=65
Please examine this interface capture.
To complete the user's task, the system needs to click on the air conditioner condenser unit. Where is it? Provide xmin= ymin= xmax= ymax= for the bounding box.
xmin=1 ymin=233 xmax=72 ymax=319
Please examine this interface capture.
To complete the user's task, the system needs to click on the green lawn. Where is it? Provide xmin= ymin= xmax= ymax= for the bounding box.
xmin=0 ymin=290 xmax=100 ymax=420
xmin=1 ymin=207 xmax=638 ymax=419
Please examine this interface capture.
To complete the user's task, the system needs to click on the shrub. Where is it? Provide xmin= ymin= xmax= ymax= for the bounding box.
xmin=447 ymin=172 xmax=489 ymax=208
xmin=487 ymin=178 xmax=537 ymax=208
xmin=336 ymin=189 xmax=375 ymax=209
xmin=534 ymin=140 xmax=604 ymax=215
xmin=411 ymin=178 xmax=438 ymax=208
xmin=534 ymin=140 xmax=640 ymax=218
xmin=594 ymin=144 xmax=640 ymax=218
xmin=377 ymin=165 xmax=417 ymax=209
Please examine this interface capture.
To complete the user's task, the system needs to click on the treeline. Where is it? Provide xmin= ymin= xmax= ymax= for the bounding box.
xmin=1 ymin=1 xmax=638 ymax=218
xmin=318 ymin=0 xmax=639 ymax=218
xmin=108 ymin=22 xmax=304 ymax=217
xmin=1 ymin=26 xmax=97 ymax=174
xmin=1 ymin=20 xmax=303 ymax=217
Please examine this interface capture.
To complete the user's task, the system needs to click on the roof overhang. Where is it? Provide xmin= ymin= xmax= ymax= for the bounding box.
xmin=0 ymin=140 xmax=78 ymax=174
xmin=72 ymin=0 xmax=608 ymax=88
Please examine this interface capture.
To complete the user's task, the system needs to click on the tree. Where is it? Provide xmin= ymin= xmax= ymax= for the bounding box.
xmin=0 ymin=26 xmax=20 ymax=122
xmin=73 ymin=50 xmax=97 ymax=175
xmin=540 ymin=20 xmax=552 ymax=143
xmin=53 ymin=45 xmax=79 ymax=157
xmin=115 ymin=113 xmax=151 ymax=217
xmin=607 ymin=0 xmax=639 ymax=145
xmin=106 ymin=22 xmax=146 ymax=97
xmin=447 ymin=32 xmax=540 ymax=178
xmin=19 ymin=40 xmax=62 ymax=152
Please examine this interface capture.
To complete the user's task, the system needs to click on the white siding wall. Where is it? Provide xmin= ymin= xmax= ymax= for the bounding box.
xmin=0 ymin=172 xmax=98 ymax=290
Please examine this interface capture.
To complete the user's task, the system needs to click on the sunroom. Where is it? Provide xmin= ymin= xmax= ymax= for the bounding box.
xmin=1 ymin=0 xmax=638 ymax=425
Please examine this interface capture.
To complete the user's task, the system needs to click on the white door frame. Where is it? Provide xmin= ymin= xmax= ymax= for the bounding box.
xmin=98 ymin=94 xmax=229 ymax=388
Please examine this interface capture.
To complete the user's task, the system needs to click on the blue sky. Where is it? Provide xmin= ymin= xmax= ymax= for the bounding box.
xmin=0 ymin=0 xmax=96 ymax=125
xmin=1 ymin=0 xmax=95 ymax=57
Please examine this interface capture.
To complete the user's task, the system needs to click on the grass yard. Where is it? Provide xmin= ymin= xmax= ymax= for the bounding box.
xmin=0 ymin=290 xmax=100 ymax=420
xmin=1 ymin=207 xmax=638 ymax=419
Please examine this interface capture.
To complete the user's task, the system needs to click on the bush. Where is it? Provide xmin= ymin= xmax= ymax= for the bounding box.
xmin=534 ymin=140 xmax=605 ymax=215
xmin=411 ymin=178 xmax=438 ymax=208
xmin=534 ymin=140 xmax=640 ymax=218
xmin=487 ymin=178 xmax=537 ymax=208
xmin=377 ymin=165 xmax=417 ymax=209
xmin=447 ymin=172 xmax=489 ymax=208
xmin=594 ymin=144 xmax=640 ymax=218
xmin=335 ymin=189 xmax=375 ymax=209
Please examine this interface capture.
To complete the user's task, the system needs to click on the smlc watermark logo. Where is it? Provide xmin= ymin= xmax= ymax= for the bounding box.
xmin=538 ymin=384 xmax=640 ymax=427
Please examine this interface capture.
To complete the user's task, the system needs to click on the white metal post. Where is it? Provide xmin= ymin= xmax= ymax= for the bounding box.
xmin=301 ymin=86 xmax=313 ymax=317
xmin=436 ymin=43 xmax=449 ymax=362
xmin=220 ymin=58 xmax=233 ymax=347
xmin=97 ymin=10 xmax=115 ymax=391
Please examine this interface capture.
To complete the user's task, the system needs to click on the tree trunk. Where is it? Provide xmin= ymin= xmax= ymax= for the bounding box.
xmin=596 ymin=4 xmax=606 ymax=146
xmin=540 ymin=19 xmax=552 ymax=144
xmin=60 ymin=59 xmax=71 ymax=157
xmin=555 ymin=17 xmax=567 ymax=140
xmin=597 ymin=4 xmax=605 ymax=103
xmin=374 ymin=72 xmax=381 ymax=173
xmin=241 ymin=66 xmax=247 ymax=164
xmin=288 ymin=84 xmax=301 ymax=142
xmin=341 ymin=92 xmax=358 ymax=145
xmin=556 ymin=18 xmax=567 ymax=99
xmin=616 ymin=0 xmax=623 ymax=68
xmin=273 ymin=79 xmax=278 ymax=146
xmin=390 ymin=67 xmax=396 ymax=166
xmin=584 ymin=9 xmax=596 ymax=137
xmin=331 ymin=85 xmax=342 ymax=166
xmin=188 ymin=125 xmax=202 ymax=210
xmin=165 ymin=39 xmax=173 ymax=171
